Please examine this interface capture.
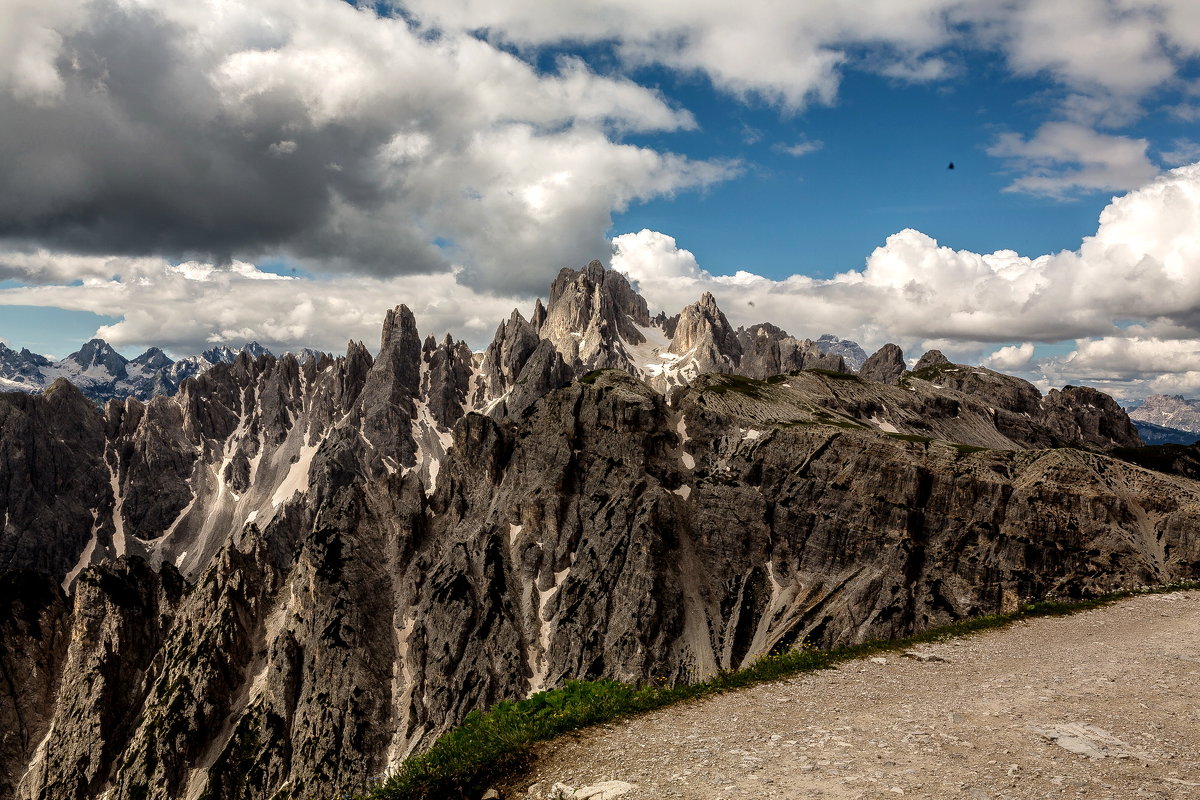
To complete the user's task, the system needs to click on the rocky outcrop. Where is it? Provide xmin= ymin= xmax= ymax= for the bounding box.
xmin=0 ymin=571 xmax=69 ymax=800
xmin=541 ymin=261 xmax=651 ymax=370
xmin=423 ymin=334 xmax=474 ymax=430
xmin=669 ymin=293 xmax=742 ymax=376
xmin=1041 ymin=385 xmax=1142 ymax=450
xmin=900 ymin=356 xmax=1142 ymax=450
xmin=913 ymin=349 xmax=951 ymax=372
xmin=0 ymin=380 xmax=110 ymax=578
xmin=859 ymin=343 xmax=907 ymax=384
xmin=18 ymin=558 xmax=184 ymax=800
xmin=474 ymin=310 xmax=541 ymax=410
xmin=815 ymin=334 xmax=868 ymax=371
xmin=1129 ymin=394 xmax=1200 ymax=433
xmin=735 ymin=324 xmax=847 ymax=380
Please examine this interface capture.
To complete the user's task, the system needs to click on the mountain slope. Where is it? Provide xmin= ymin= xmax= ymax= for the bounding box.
xmin=499 ymin=591 xmax=1200 ymax=800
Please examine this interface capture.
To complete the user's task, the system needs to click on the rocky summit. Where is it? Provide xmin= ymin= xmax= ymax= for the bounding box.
xmin=1 ymin=261 xmax=1196 ymax=800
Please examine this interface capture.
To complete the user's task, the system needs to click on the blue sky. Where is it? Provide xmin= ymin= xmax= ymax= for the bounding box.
xmin=2 ymin=1 xmax=1200 ymax=398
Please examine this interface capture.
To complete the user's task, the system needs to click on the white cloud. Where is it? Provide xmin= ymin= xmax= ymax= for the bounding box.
xmin=1168 ymin=103 xmax=1200 ymax=122
xmin=775 ymin=139 xmax=824 ymax=158
xmin=982 ymin=342 xmax=1035 ymax=371
xmin=988 ymin=122 xmax=1160 ymax=197
xmin=0 ymin=0 xmax=84 ymax=102
xmin=968 ymin=2 xmax=1174 ymax=98
xmin=1160 ymin=139 xmax=1200 ymax=167
xmin=404 ymin=1 xmax=1200 ymax=124
xmin=402 ymin=1 xmax=961 ymax=110
xmin=0 ymin=254 xmax=531 ymax=355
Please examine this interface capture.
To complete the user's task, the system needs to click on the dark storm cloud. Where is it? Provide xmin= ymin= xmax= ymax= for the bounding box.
xmin=0 ymin=2 xmax=447 ymax=275
xmin=0 ymin=0 xmax=720 ymax=293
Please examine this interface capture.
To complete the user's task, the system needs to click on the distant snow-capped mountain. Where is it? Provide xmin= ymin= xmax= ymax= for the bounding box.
xmin=0 ymin=339 xmax=283 ymax=403
xmin=1128 ymin=394 xmax=1200 ymax=434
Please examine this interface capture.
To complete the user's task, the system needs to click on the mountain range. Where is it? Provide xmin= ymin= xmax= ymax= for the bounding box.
xmin=2 ymin=261 xmax=1196 ymax=800
xmin=0 ymin=339 xmax=276 ymax=403
xmin=1128 ymin=394 xmax=1200 ymax=444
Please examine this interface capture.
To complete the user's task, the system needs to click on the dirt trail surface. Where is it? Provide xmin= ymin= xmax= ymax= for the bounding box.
xmin=503 ymin=592 xmax=1200 ymax=800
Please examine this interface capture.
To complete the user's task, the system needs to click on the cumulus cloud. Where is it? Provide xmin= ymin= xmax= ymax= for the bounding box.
xmin=968 ymin=2 xmax=1175 ymax=99
xmin=0 ymin=253 xmax=532 ymax=355
xmin=988 ymin=122 xmax=1160 ymax=197
xmin=982 ymin=342 xmax=1035 ymax=371
xmin=614 ymin=163 xmax=1200 ymax=398
xmin=0 ymin=0 xmax=728 ymax=295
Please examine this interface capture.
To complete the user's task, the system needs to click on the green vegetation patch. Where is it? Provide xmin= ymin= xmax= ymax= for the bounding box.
xmin=908 ymin=364 xmax=957 ymax=382
xmin=700 ymin=374 xmax=771 ymax=399
xmin=885 ymin=432 xmax=934 ymax=444
xmin=803 ymin=368 xmax=862 ymax=381
xmin=352 ymin=581 xmax=1200 ymax=800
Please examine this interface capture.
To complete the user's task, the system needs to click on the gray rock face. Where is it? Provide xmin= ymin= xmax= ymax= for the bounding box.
xmin=0 ymin=259 xmax=1175 ymax=800
xmin=735 ymin=324 xmax=846 ymax=379
xmin=542 ymin=261 xmax=651 ymax=370
xmin=670 ymin=292 xmax=742 ymax=376
xmin=0 ymin=380 xmax=110 ymax=578
xmin=913 ymin=349 xmax=951 ymax=372
xmin=902 ymin=358 xmax=1142 ymax=450
xmin=860 ymin=343 xmax=906 ymax=384
xmin=0 ymin=570 xmax=69 ymax=800
xmin=474 ymin=310 xmax=541 ymax=410
xmin=423 ymin=334 xmax=474 ymax=430
xmin=815 ymin=334 xmax=868 ymax=371
xmin=1128 ymin=394 xmax=1200 ymax=433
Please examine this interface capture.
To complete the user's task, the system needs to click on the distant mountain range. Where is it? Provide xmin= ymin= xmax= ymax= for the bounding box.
xmin=0 ymin=339 xmax=282 ymax=403
xmin=1127 ymin=394 xmax=1200 ymax=441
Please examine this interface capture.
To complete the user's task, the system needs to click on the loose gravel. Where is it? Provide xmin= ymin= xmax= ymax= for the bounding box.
xmin=503 ymin=591 xmax=1200 ymax=800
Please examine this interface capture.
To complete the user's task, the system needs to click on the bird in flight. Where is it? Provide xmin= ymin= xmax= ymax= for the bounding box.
xmin=948 ymin=162 xmax=955 ymax=170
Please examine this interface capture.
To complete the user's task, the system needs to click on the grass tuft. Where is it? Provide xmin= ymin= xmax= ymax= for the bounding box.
xmin=351 ymin=581 xmax=1200 ymax=800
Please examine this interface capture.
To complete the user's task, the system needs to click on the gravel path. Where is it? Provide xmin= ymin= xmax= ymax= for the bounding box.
xmin=502 ymin=591 xmax=1200 ymax=800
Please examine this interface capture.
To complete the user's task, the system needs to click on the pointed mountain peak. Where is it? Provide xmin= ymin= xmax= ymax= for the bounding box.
xmin=542 ymin=259 xmax=651 ymax=368
xmin=669 ymin=292 xmax=741 ymax=373
xmin=200 ymin=344 xmax=238 ymax=364
xmin=914 ymin=349 xmax=951 ymax=372
xmin=242 ymin=341 xmax=272 ymax=359
xmin=131 ymin=347 xmax=173 ymax=370
xmin=860 ymin=343 xmax=906 ymax=385
xmin=531 ymin=298 xmax=547 ymax=331
xmin=66 ymin=338 xmax=128 ymax=380
xmin=380 ymin=305 xmax=418 ymax=356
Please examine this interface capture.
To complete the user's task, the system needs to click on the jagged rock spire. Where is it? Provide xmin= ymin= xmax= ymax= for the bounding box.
xmin=860 ymin=343 xmax=906 ymax=385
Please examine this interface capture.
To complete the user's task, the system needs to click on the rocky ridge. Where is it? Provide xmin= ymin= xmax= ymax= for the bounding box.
xmin=1128 ymin=394 xmax=1200 ymax=434
xmin=1 ymin=261 xmax=1192 ymax=800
